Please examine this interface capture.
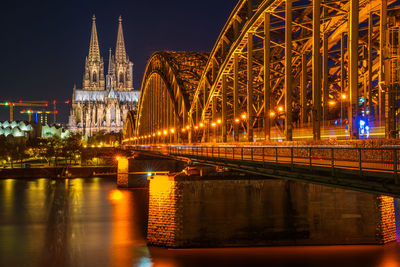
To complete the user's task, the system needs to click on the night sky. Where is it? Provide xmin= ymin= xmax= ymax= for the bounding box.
xmin=0 ymin=0 xmax=238 ymax=123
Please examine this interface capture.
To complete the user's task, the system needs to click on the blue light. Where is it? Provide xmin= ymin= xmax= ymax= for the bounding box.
xmin=147 ymin=172 xmax=153 ymax=177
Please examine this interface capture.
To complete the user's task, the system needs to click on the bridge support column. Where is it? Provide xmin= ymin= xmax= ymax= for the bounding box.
xmin=264 ymin=12 xmax=271 ymax=141
xmin=341 ymin=32 xmax=346 ymax=126
xmin=212 ymin=96 xmax=217 ymax=143
xmin=379 ymin=0 xmax=387 ymax=127
xmin=312 ymin=0 xmax=322 ymax=140
xmin=300 ymin=54 xmax=307 ymax=128
xmin=368 ymin=12 xmax=373 ymax=121
xmin=348 ymin=0 xmax=359 ymax=139
xmin=202 ymin=83 xmax=208 ymax=142
xmin=188 ymin=115 xmax=192 ymax=144
xmin=247 ymin=32 xmax=254 ymax=142
xmin=285 ymin=0 xmax=293 ymax=141
xmin=234 ymin=53 xmax=240 ymax=142
xmin=222 ymin=74 xmax=227 ymax=143
xmin=322 ymin=8 xmax=329 ymax=128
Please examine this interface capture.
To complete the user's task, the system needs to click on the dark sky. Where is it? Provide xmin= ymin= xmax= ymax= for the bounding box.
xmin=0 ymin=0 xmax=238 ymax=123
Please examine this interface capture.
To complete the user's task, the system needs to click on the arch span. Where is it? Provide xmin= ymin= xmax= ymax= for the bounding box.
xmin=126 ymin=0 xmax=400 ymax=145
xmin=132 ymin=51 xmax=208 ymax=143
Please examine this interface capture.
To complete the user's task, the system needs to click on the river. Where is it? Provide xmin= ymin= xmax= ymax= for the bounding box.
xmin=0 ymin=178 xmax=400 ymax=267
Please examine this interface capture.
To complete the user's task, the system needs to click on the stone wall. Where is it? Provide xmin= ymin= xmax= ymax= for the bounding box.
xmin=147 ymin=175 xmax=397 ymax=247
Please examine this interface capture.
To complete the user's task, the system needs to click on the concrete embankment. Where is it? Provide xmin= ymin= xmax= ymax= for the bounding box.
xmin=0 ymin=166 xmax=117 ymax=179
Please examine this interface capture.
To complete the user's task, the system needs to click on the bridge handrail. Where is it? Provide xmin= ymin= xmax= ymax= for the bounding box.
xmin=131 ymin=145 xmax=400 ymax=183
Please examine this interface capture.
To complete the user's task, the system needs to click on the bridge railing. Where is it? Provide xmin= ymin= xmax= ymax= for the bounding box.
xmin=134 ymin=145 xmax=399 ymax=182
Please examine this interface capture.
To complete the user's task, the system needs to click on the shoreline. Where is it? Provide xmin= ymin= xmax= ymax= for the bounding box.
xmin=0 ymin=166 xmax=117 ymax=179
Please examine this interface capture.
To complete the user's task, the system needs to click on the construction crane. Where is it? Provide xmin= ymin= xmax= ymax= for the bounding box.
xmin=0 ymin=101 xmax=49 ymax=121
xmin=52 ymin=100 xmax=70 ymax=124
xmin=20 ymin=109 xmax=58 ymax=123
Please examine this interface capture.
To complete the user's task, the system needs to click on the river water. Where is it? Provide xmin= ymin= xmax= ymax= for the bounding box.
xmin=1 ymin=178 xmax=400 ymax=267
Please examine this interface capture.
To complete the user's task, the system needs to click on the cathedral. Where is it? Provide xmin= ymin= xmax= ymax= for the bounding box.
xmin=68 ymin=15 xmax=139 ymax=136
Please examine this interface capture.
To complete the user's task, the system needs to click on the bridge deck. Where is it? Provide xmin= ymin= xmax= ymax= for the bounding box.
xmin=131 ymin=145 xmax=400 ymax=198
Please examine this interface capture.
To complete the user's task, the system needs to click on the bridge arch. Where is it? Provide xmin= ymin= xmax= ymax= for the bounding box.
xmin=123 ymin=110 xmax=136 ymax=142
xmin=133 ymin=52 xmax=208 ymax=143
xmin=128 ymin=0 xmax=400 ymax=145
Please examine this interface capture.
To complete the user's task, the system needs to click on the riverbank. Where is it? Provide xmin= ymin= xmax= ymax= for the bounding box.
xmin=0 ymin=166 xmax=117 ymax=179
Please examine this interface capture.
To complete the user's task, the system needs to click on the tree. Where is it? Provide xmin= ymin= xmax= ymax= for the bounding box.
xmin=63 ymin=133 xmax=82 ymax=165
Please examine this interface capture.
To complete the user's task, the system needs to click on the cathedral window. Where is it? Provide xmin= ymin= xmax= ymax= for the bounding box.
xmin=93 ymin=71 xmax=97 ymax=83
xmin=119 ymin=73 xmax=124 ymax=83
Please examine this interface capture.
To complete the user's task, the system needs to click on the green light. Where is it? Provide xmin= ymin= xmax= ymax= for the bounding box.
xmin=4 ymin=102 xmax=8 ymax=106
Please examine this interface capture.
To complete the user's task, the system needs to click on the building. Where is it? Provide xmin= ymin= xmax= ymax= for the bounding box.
xmin=0 ymin=121 xmax=70 ymax=139
xmin=68 ymin=15 xmax=139 ymax=137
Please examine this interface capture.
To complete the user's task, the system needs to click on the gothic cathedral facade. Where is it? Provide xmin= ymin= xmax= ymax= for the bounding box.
xmin=68 ymin=16 xmax=139 ymax=136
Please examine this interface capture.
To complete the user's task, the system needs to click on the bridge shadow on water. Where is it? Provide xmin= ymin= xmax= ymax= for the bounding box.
xmin=0 ymin=177 xmax=400 ymax=266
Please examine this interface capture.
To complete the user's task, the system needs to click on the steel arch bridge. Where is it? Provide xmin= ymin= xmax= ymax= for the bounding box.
xmin=125 ymin=0 xmax=400 ymax=145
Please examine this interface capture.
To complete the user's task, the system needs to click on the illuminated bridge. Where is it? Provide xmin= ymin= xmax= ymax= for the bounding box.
xmin=120 ymin=0 xmax=400 ymax=197
xmin=125 ymin=0 xmax=400 ymax=144
xmin=117 ymin=0 xmax=400 ymax=247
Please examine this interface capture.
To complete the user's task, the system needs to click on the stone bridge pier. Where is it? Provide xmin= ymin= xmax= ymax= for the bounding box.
xmin=147 ymin=172 xmax=399 ymax=248
xmin=117 ymin=151 xmax=187 ymax=188
xmin=117 ymin=152 xmax=399 ymax=247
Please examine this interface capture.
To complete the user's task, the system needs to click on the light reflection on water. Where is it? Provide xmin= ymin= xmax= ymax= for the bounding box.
xmin=0 ymin=178 xmax=400 ymax=267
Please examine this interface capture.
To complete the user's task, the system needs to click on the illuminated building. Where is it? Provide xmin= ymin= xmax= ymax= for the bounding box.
xmin=69 ymin=15 xmax=139 ymax=137
xmin=0 ymin=121 xmax=69 ymax=139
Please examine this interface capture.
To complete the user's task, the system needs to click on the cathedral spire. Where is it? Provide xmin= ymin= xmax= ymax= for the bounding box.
xmin=115 ymin=16 xmax=127 ymax=62
xmin=88 ymin=15 xmax=101 ymax=61
xmin=108 ymin=48 xmax=113 ymax=75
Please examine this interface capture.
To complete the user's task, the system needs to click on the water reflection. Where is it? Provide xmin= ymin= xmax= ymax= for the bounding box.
xmin=0 ymin=178 xmax=148 ymax=267
xmin=1 ymin=178 xmax=400 ymax=267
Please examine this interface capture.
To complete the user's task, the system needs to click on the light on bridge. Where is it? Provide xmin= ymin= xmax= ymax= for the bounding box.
xmin=235 ymin=118 xmax=240 ymax=123
xmin=163 ymin=130 xmax=168 ymax=135
xmin=211 ymin=122 xmax=217 ymax=127
xmin=329 ymin=101 xmax=336 ymax=106
xmin=194 ymin=126 xmax=198 ymax=130
xmin=158 ymin=131 xmax=161 ymax=136
xmin=277 ymin=106 xmax=284 ymax=112
xmin=341 ymin=94 xmax=347 ymax=100
xmin=170 ymin=128 xmax=175 ymax=133
xmin=269 ymin=111 xmax=276 ymax=117
xmin=199 ymin=123 xmax=204 ymax=127
xmin=217 ymin=119 xmax=222 ymax=124
xmin=181 ymin=128 xmax=186 ymax=132
xmin=241 ymin=113 xmax=247 ymax=119
xmin=186 ymin=125 xmax=190 ymax=130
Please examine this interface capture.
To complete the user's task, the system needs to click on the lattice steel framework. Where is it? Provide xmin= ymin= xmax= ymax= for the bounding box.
xmin=131 ymin=52 xmax=208 ymax=143
xmin=128 ymin=0 xmax=400 ymax=145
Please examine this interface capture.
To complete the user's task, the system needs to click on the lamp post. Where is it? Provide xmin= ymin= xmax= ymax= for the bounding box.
xmin=341 ymin=94 xmax=347 ymax=126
